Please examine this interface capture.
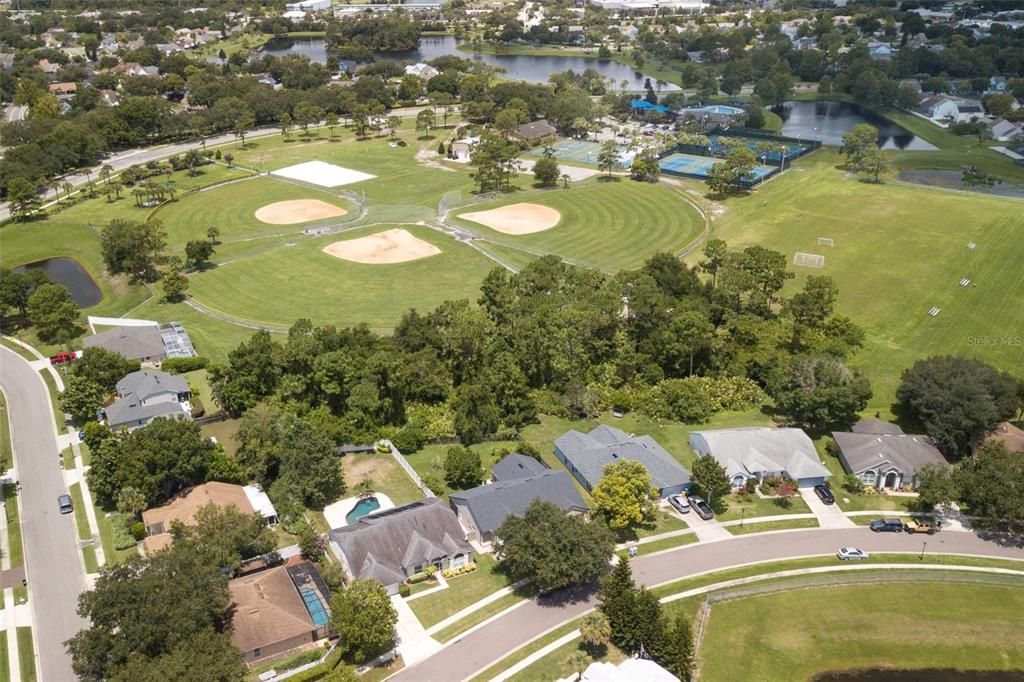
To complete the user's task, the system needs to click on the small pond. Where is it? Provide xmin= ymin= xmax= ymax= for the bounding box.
xmin=814 ymin=669 xmax=1024 ymax=682
xmin=262 ymin=35 xmax=678 ymax=91
xmin=346 ymin=496 xmax=382 ymax=525
xmin=774 ymin=100 xmax=937 ymax=150
xmin=13 ymin=257 xmax=102 ymax=308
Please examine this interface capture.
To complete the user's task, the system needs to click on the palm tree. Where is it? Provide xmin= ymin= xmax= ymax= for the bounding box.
xmin=61 ymin=182 xmax=74 ymax=205
xmin=100 ymin=163 xmax=114 ymax=186
xmin=561 ymin=173 xmax=571 ymax=189
xmin=579 ymin=613 xmax=611 ymax=652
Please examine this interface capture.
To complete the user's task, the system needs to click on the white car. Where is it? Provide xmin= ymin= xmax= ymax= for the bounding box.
xmin=668 ymin=495 xmax=690 ymax=514
xmin=836 ymin=547 xmax=869 ymax=561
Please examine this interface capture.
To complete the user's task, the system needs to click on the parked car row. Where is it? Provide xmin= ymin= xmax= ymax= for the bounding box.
xmin=869 ymin=517 xmax=939 ymax=534
xmin=666 ymin=493 xmax=714 ymax=520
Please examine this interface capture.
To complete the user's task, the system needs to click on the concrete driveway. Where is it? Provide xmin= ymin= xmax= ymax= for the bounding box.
xmin=800 ymin=487 xmax=857 ymax=529
xmin=675 ymin=509 xmax=732 ymax=542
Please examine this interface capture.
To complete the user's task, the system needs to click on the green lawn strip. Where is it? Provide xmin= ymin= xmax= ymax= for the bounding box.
xmin=82 ymin=545 xmax=99 ymax=574
xmin=409 ymin=555 xmax=515 ymax=629
xmin=36 ymin=369 xmax=64 ymax=430
xmin=67 ymin=483 xmax=91 ymax=540
xmin=340 ymin=451 xmax=423 ymax=506
xmin=12 ymin=587 xmax=27 ymax=605
xmin=16 ymin=627 xmax=35 ymax=682
xmin=699 ymin=581 xmax=1024 ymax=681
xmin=726 ymin=517 xmax=819 ymax=535
xmin=61 ymin=447 xmax=74 ymax=470
xmin=0 ymin=630 xmax=8 ymax=682
xmin=0 ymin=392 xmax=11 ymax=470
xmin=433 ymin=592 xmax=526 ymax=644
xmin=716 ymin=492 xmax=811 ymax=521
xmin=4 ymin=484 xmax=24 ymax=568
xmin=79 ymin=442 xmax=91 ymax=467
xmin=619 ymin=532 xmax=699 ymax=559
xmin=0 ymin=338 xmax=35 ymax=361
xmin=510 ymin=641 xmax=627 ymax=682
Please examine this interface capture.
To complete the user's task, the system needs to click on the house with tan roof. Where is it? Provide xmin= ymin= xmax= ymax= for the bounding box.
xmin=229 ymin=560 xmax=333 ymax=665
xmin=141 ymin=482 xmax=277 ymax=554
xmin=982 ymin=422 xmax=1024 ymax=453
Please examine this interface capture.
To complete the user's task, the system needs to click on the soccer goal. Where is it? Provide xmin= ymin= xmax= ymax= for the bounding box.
xmin=817 ymin=237 xmax=835 ymax=247
xmin=793 ymin=252 xmax=825 ymax=268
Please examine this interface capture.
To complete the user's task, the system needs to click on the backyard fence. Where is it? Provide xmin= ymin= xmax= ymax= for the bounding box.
xmin=381 ymin=440 xmax=436 ymax=498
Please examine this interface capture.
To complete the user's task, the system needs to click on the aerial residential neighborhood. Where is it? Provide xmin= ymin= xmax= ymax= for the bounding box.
xmin=0 ymin=0 xmax=1022 ymax=681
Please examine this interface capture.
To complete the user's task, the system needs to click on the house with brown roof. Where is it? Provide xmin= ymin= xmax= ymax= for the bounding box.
xmin=141 ymin=481 xmax=278 ymax=554
xmin=514 ymin=119 xmax=558 ymax=144
xmin=229 ymin=560 xmax=333 ymax=665
xmin=49 ymin=82 xmax=78 ymax=96
xmin=982 ymin=422 xmax=1024 ymax=453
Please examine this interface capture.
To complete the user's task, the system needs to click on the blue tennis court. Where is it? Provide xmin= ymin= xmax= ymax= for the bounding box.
xmin=659 ymin=152 xmax=776 ymax=184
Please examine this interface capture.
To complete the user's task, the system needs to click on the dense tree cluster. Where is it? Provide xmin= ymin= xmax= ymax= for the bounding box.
xmin=917 ymin=442 xmax=1024 ymax=528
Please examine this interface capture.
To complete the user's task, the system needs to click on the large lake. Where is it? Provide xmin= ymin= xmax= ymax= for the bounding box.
xmin=775 ymin=100 xmax=936 ymax=150
xmin=262 ymin=36 xmax=679 ymax=90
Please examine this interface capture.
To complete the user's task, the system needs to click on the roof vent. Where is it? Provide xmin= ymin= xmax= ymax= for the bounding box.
xmin=249 ymin=608 xmax=260 ymax=615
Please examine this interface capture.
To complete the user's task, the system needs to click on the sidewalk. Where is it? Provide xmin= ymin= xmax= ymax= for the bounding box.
xmin=800 ymin=488 xmax=856 ymax=529
xmin=0 ymin=486 xmax=22 ymax=682
xmin=390 ymin=594 xmax=441 ymax=666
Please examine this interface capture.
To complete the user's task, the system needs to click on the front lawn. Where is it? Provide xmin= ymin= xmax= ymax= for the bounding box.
xmin=727 ymin=517 xmax=819 ymax=535
xmin=615 ymin=508 xmax=688 ymax=543
xmin=408 ymin=554 xmax=515 ymax=629
xmin=716 ymin=492 xmax=811 ymax=521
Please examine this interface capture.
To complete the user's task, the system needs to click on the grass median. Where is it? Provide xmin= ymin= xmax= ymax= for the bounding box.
xmin=16 ymin=627 xmax=35 ymax=682
xmin=68 ymin=483 xmax=91 ymax=540
xmin=3 ymin=484 xmax=23 ymax=568
xmin=726 ymin=517 xmax=820 ymax=535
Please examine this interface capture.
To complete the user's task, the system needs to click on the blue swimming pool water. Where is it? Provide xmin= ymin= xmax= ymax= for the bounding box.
xmin=700 ymin=105 xmax=744 ymax=115
xmin=346 ymin=496 xmax=381 ymax=525
xmin=300 ymin=588 xmax=330 ymax=627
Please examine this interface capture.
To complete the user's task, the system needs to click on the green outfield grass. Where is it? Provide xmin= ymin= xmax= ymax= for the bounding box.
xmin=699 ymin=149 xmax=1024 ymax=411
xmin=698 ymin=582 xmax=1024 ymax=681
xmin=185 ymin=225 xmax=497 ymax=331
xmin=152 ymin=175 xmax=356 ymax=247
xmin=452 ymin=180 xmax=705 ymax=272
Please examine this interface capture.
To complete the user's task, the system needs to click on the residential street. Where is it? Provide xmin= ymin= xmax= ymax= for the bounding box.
xmin=0 ymin=347 xmax=87 ymax=682
xmin=395 ymin=528 xmax=1024 ymax=682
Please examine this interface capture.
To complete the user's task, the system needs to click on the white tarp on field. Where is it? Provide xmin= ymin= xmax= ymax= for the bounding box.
xmin=271 ymin=160 xmax=376 ymax=188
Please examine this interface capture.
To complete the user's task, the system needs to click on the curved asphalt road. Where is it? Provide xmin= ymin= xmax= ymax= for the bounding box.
xmin=395 ymin=528 xmax=1024 ymax=682
xmin=0 ymin=347 xmax=87 ymax=681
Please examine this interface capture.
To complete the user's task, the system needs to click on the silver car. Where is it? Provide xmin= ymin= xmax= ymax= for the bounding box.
xmin=668 ymin=495 xmax=690 ymax=514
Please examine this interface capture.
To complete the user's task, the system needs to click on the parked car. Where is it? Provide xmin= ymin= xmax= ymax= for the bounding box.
xmin=869 ymin=518 xmax=905 ymax=533
xmin=58 ymin=494 xmax=73 ymax=514
xmin=689 ymin=495 xmax=715 ymax=520
xmin=668 ymin=494 xmax=690 ymax=514
xmin=904 ymin=519 xmax=939 ymax=535
xmin=813 ymin=484 xmax=835 ymax=505
xmin=836 ymin=547 xmax=869 ymax=561
xmin=49 ymin=351 xmax=77 ymax=365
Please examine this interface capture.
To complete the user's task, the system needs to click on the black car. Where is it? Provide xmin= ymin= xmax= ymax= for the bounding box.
xmin=58 ymin=494 xmax=73 ymax=514
xmin=813 ymin=484 xmax=835 ymax=505
xmin=689 ymin=495 xmax=715 ymax=520
xmin=869 ymin=518 xmax=904 ymax=533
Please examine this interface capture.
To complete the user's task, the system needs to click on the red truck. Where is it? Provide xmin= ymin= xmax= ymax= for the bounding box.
xmin=49 ymin=351 xmax=78 ymax=365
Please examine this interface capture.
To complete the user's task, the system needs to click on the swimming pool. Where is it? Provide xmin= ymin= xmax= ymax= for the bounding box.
xmin=346 ymin=496 xmax=381 ymax=524
xmin=698 ymin=105 xmax=745 ymax=116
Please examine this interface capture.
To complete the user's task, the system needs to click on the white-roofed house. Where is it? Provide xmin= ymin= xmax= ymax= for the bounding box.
xmin=688 ymin=427 xmax=832 ymax=489
xmin=243 ymin=483 xmax=280 ymax=525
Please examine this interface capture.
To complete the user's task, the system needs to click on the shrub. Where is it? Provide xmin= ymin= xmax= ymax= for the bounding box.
xmin=109 ymin=514 xmax=137 ymax=549
xmin=398 ymin=583 xmax=411 ymax=597
xmin=407 ymin=571 xmax=432 ymax=584
xmin=423 ymin=473 xmax=445 ymax=496
xmin=441 ymin=562 xmax=478 ymax=579
xmin=842 ymin=474 xmax=865 ymax=494
xmin=190 ymin=398 xmax=205 ymax=418
xmin=130 ymin=521 xmax=146 ymax=542
xmin=744 ymin=478 xmax=757 ymax=495
xmin=214 ymin=149 xmax=222 ymax=159
xmin=391 ymin=423 xmax=424 ymax=453
xmin=160 ymin=357 xmax=208 ymax=373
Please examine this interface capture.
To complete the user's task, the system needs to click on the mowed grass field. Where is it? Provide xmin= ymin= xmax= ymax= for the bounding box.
xmin=698 ymin=582 xmax=1024 ymax=680
xmin=151 ymin=175 xmax=357 ymax=246
xmin=186 ymin=224 xmax=496 ymax=331
xmin=451 ymin=179 xmax=705 ymax=272
xmin=698 ymin=150 xmax=1024 ymax=410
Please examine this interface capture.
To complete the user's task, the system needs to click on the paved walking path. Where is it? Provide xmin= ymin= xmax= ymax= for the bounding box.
xmin=424 ymin=578 xmax=529 ymax=636
xmin=390 ymin=593 xmax=442 ymax=666
xmin=0 ymin=485 xmax=21 ymax=682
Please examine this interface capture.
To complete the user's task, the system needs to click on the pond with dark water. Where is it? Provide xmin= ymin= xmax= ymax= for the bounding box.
xmin=774 ymin=100 xmax=936 ymax=150
xmin=14 ymin=257 xmax=102 ymax=308
xmin=262 ymin=35 xmax=678 ymax=91
xmin=814 ymin=669 xmax=1024 ymax=682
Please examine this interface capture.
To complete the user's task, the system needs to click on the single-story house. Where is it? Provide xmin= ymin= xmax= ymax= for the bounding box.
xmin=867 ymin=41 xmax=894 ymax=60
xmin=981 ymin=422 xmax=1024 ymax=453
xmin=229 ymin=560 xmax=332 ymax=665
xmin=920 ymin=95 xmax=959 ymax=121
xmin=490 ymin=452 xmax=547 ymax=481
xmin=84 ymin=322 xmax=196 ymax=364
xmin=514 ymin=119 xmax=558 ymax=144
xmin=328 ymin=498 xmax=473 ymax=595
xmin=450 ymin=454 xmax=588 ymax=547
xmin=989 ymin=76 xmax=1008 ymax=94
xmin=831 ymin=420 xmax=947 ymax=490
xmin=688 ymin=428 xmax=832 ymax=489
xmin=554 ymin=425 xmax=691 ymax=497
xmin=104 ymin=369 xmax=192 ymax=431
xmin=990 ymin=118 xmax=1024 ymax=142
xmin=449 ymin=136 xmax=479 ymax=162
xmin=48 ymin=82 xmax=77 ymax=96
xmin=581 ymin=658 xmax=680 ymax=681
xmin=141 ymin=481 xmax=277 ymax=554
xmin=404 ymin=62 xmax=439 ymax=81
xmin=36 ymin=59 xmax=61 ymax=75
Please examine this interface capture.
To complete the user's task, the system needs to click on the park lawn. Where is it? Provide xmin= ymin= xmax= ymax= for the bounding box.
xmin=697 ymin=582 xmax=1024 ymax=681
xmin=716 ymin=492 xmax=811 ymax=522
xmin=0 ymin=393 xmax=10 ymax=470
xmin=185 ymin=225 xmax=497 ymax=332
xmin=152 ymin=175 xmax=357 ymax=247
xmin=701 ymin=149 xmax=1024 ymax=411
xmin=16 ymin=627 xmax=35 ymax=682
xmin=408 ymin=554 xmax=516 ymax=629
xmin=451 ymin=180 xmax=705 ymax=272
xmin=726 ymin=517 xmax=819 ymax=535
xmin=200 ymin=418 xmax=242 ymax=456
xmin=339 ymin=451 xmax=423 ymax=506
xmin=3 ymin=485 xmax=23 ymax=568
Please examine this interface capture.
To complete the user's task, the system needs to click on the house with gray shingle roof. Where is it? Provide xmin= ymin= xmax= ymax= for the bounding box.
xmin=450 ymin=455 xmax=588 ymax=547
xmin=554 ymin=425 xmax=691 ymax=497
xmin=832 ymin=420 xmax=947 ymax=490
xmin=328 ymin=498 xmax=473 ymax=595
xmin=104 ymin=369 xmax=191 ymax=431
xmin=689 ymin=427 xmax=831 ymax=489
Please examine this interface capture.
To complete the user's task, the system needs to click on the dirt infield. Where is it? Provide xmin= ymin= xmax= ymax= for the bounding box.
xmin=255 ymin=199 xmax=348 ymax=225
xmin=459 ymin=202 xmax=561 ymax=235
xmin=322 ymin=228 xmax=441 ymax=264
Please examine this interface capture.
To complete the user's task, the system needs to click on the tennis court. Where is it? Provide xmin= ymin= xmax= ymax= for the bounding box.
xmin=659 ymin=152 xmax=776 ymax=183
xmin=708 ymin=135 xmax=809 ymax=162
xmin=530 ymin=138 xmax=634 ymax=169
